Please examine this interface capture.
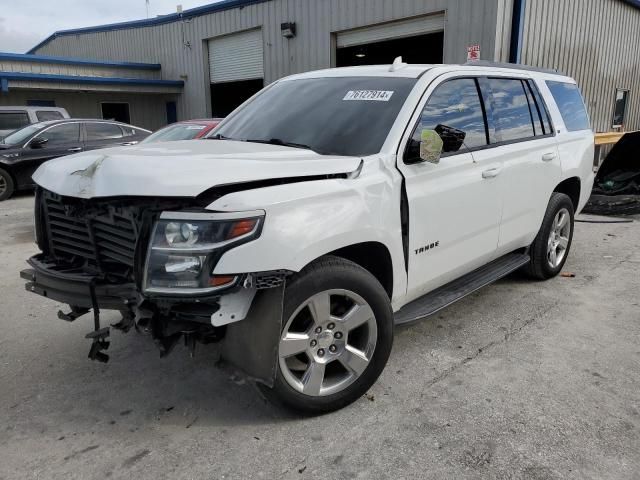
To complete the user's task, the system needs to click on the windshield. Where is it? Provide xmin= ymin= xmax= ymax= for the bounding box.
xmin=141 ymin=123 xmax=211 ymax=143
xmin=2 ymin=123 xmax=42 ymax=145
xmin=212 ymin=77 xmax=417 ymax=156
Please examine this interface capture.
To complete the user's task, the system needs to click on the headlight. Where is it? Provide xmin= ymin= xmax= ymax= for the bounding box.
xmin=143 ymin=211 xmax=264 ymax=295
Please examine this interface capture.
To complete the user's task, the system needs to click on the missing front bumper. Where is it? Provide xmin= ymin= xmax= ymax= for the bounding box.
xmin=21 ymin=255 xmax=285 ymax=386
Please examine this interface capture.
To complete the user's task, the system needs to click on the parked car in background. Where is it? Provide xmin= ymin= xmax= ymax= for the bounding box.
xmin=0 ymin=119 xmax=150 ymax=200
xmin=0 ymin=106 xmax=70 ymax=140
xmin=140 ymin=119 xmax=223 ymax=143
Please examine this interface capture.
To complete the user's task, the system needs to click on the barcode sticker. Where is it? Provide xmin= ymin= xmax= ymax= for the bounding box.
xmin=343 ymin=90 xmax=394 ymax=102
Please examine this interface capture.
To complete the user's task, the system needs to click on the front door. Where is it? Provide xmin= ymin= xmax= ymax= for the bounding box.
xmin=398 ymin=77 xmax=502 ymax=302
xmin=19 ymin=122 xmax=82 ymax=186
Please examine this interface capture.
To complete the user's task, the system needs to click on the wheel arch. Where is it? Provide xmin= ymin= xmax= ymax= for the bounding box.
xmin=325 ymin=242 xmax=394 ymax=299
xmin=554 ymin=177 xmax=581 ymax=212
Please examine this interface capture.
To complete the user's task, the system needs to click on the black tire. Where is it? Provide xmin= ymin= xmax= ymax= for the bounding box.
xmin=0 ymin=168 xmax=15 ymax=201
xmin=524 ymin=192 xmax=575 ymax=280
xmin=266 ymin=255 xmax=394 ymax=414
xmin=583 ymin=194 xmax=640 ymax=216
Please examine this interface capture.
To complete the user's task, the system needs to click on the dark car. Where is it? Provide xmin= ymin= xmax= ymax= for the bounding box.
xmin=0 ymin=119 xmax=150 ymax=200
xmin=140 ymin=118 xmax=223 ymax=144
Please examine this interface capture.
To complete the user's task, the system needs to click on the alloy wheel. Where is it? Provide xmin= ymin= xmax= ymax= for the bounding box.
xmin=278 ymin=289 xmax=377 ymax=397
xmin=547 ymin=207 xmax=571 ymax=268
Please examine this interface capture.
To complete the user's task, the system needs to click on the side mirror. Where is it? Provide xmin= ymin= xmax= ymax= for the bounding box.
xmin=435 ymin=124 xmax=466 ymax=153
xmin=30 ymin=137 xmax=48 ymax=149
xmin=419 ymin=129 xmax=444 ymax=164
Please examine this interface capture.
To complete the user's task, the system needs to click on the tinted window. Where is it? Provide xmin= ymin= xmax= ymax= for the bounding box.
xmin=0 ymin=112 xmax=30 ymax=131
xmin=488 ymin=78 xmax=535 ymax=142
xmin=214 ymin=77 xmax=417 ymax=156
xmin=36 ymin=110 xmax=64 ymax=122
xmin=413 ymin=78 xmax=488 ymax=152
xmin=38 ymin=123 xmax=80 ymax=145
xmin=546 ymin=81 xmax=591 ymax=132
xmin=612 ymin=89 xmax=628 ymax=128
xmin=86 ymin=122 xmax=124 ymax=140
xmin=526 ymin=80 xmax=553 ymax=135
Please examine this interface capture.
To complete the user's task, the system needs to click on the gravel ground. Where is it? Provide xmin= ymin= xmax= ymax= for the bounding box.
xmin=1 ymin=193 xmax=639 ymax=480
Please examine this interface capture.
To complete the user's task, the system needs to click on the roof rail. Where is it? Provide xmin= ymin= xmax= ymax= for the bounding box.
xmin=463 ymin=61 xmax=562 ymax=76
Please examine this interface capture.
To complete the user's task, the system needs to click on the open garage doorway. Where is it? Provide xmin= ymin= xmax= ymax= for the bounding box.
xmin=337 ymin=32 xmax=443 ymax=66
xmin=335 ymin=15 xmax=444 ymax=67
xmin=208 ymin=29 xmax=264 ymax=118
xmin=211 ymin=79 xmax=263 ymax=117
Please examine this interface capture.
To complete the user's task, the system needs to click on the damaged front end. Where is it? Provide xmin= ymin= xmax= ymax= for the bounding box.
xmin=21 ymin=188 xmax=288 ymax=386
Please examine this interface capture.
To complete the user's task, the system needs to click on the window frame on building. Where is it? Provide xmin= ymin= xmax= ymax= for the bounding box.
xmin=611 ymin=88 xmax=630 ymax=129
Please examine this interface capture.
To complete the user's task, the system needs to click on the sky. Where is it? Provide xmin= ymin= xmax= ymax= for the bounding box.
xmin=0 ymin=0 xmax=218 ymax=53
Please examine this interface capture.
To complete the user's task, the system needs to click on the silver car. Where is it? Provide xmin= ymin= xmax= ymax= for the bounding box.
xmin=0 ymin=106 xmax=70 ymax=139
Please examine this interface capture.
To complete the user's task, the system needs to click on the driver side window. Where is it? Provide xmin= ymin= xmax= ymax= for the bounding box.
xmin=36 ymin=123 xmax=80 ymax=146
xmin=413 ymin=78 xmax=488 ymax=153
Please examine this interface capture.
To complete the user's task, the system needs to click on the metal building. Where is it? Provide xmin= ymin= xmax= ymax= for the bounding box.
xmin=6 ymin=0 xmax=639 ymax=132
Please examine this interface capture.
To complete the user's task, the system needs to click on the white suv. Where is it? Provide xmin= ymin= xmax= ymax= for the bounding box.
xmin=22 ymin=60 xmax=594 ymax=412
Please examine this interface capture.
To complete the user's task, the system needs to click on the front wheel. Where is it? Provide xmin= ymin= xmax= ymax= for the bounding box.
xmin=268 ymin=256 xmax=394 ymax=414
xmin=525 ymin=192 xmax=575 ymax=280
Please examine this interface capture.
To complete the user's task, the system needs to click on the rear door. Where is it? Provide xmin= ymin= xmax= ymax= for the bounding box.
xmin=17 ymin=122 xmax=82 ymax=185
xmin=397 ymin=76 xmax=502 ymax=302
xmin=472 ymin=76 xmax=562 ymax=254
xmin=83 ymin=121 xmax=127 ymax=150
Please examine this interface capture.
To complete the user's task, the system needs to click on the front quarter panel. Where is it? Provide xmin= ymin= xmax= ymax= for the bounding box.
xmin=208 ymin=159 xmax=407 ymax=302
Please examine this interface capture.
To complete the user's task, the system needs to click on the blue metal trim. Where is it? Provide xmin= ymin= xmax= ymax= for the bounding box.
xmin=509 ymin=0 xmax=526 ymax=64
xmin=0 ymin=52 xmax=160 ymax=70
xmin=0 ymin=71 xmax=183 ymax=88
xmin=621 ymin=0 xmax=640 ymax=8
xmin=28 ymin=0 xmax=271 ymax=54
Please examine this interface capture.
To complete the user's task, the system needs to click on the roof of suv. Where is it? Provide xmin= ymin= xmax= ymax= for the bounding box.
xmin=284 ymin=62 xmax=572 ymax=82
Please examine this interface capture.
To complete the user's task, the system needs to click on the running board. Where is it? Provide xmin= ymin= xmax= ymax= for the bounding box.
xmin=394 ymin=253 xmax=530 ymax=326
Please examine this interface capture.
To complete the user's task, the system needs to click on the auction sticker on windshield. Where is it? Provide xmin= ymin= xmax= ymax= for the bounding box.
xmin=343 ymin=90 xmax=394 ymax=101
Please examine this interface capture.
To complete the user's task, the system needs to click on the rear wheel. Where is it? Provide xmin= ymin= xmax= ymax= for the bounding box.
xmin=268 ymin=256 xmax=393 ymax=413
xmin=525 ymin=192 xmax=575 ymax=279
xmin=0 ymin=168 xmax=15 ymax=201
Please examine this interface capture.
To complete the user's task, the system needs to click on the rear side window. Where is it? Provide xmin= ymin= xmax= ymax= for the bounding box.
xmin=0 ymin=112 xmax=30 ymax=130
xmin=414 ymin=78 xmax=488 ymax=153
xmin=487 ymin=78 xmax=535 ymax=142
xmin=36 ymin=110 xmax=64 ymax=122
xmin=86 ymin=122 xmax=124 ymax=140
xmin=546 ymin=81 xmax=591 ymax=132
xmin=525 ymin=80 xmax=553 ymax=135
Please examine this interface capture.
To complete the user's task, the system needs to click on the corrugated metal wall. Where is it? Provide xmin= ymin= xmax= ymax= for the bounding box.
xmin=33 ymin=0 xmax=502 ymax=122
xmin=0 ymin=90 xmax=175 ymax=130
xmin=0 ymin=60 xmax=159 ymax=80
xmin=521 ymin=0 xmax=640 ymax=132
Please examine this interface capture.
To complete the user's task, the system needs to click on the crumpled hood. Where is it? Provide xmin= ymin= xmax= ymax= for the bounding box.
xmin=33 ymin=140 xmax=361 ymax=199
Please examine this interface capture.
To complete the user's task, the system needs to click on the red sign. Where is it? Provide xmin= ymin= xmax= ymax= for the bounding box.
xmin=467 ymin=44 xmax=481 ymax=61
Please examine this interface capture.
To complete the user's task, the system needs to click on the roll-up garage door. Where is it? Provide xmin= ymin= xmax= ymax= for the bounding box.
xmin=208 ymin=29 xmax=264 ymax=83
xmin=336 ymin=14 xmax=445 ymax=48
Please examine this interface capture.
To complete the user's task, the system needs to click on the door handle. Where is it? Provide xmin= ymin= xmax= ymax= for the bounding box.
xmin=482 ymin=167 xmax=502 ymax=179
xmin=67 ymin=147 xmax=82 ymax=152
xmin=542 ymin=152 xmax=557 ymax=162
xmin=121 ymin=141 xmax=139 ymax=146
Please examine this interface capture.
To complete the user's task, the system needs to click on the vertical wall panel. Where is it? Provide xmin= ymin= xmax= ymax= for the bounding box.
xmin=522 ymin=0 xmax=640 ymax=132
xmin=33 ymin=0 xmax=503 ymax=122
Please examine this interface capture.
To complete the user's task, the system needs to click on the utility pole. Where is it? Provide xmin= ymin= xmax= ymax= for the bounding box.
xmin=145 ymin=0 xmax=150 ymax=18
